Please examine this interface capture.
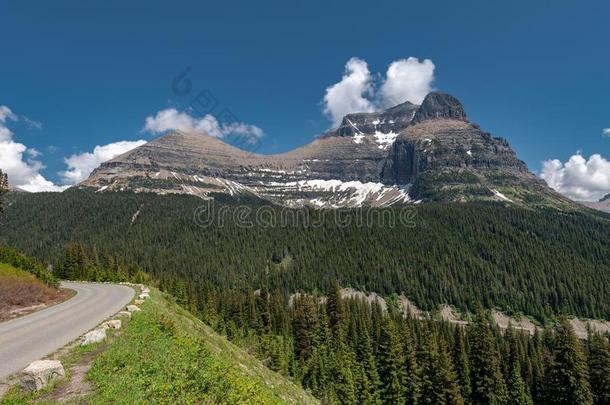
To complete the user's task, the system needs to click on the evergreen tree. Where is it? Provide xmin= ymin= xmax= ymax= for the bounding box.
xmin=356 ymin=321 xmax=382 ymax=404
xmin=505 ymin=327 xmax=533 ymax=405
xmin=378 ymin=318 xmax=406 ymax=404
xmin=402 ymin=321 xmax=421 ymax=404
xmin=437 ymin=337 xmax=465 ymax=405
xmin=418 ymin=327 xmax=463 ymax=405
xmin=468 ymin=305 xmax=508 ymax=404
xmin=529 ymin=329 xmax=546 ymax=404
xmin=545 ymin=316 xmax=593 ymax=405
xmin=327 ymin=279 xmax=345 ymax=337
xmin=452 ymin=326 xmax=471 ymax=400
xmin=293 ymin=295 xmax=318 ymax=363
xmin=587 ymin=332 xmax=610 ymax=405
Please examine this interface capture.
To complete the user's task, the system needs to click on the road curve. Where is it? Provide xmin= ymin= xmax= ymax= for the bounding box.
xmin=0 ymin=282 xmax=135 ymax=380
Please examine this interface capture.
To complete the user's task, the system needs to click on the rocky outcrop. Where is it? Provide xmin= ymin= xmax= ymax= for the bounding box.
xmin=321 ymin=101 xmax=418 ymax=138
xmin=412 ymin=92 xmax=467 ymax=123
xmin=81 ymin=329 xmax=106 ymax=346
xmin=20 ymin=360 xmax=65 ymax=391
xmin=80 ymin=92 xmax=569 ymax=208
xmin=126 ymin=305 xmax=141 ymax=312
xmin=116 ymin=310 xmax=131 ymax=318
xmin=101 ymin=320 xmax=122 ymax=330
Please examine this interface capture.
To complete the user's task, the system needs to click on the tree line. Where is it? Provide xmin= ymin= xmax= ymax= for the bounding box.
xmin=1 ymin=190 xmax=610 ymax=322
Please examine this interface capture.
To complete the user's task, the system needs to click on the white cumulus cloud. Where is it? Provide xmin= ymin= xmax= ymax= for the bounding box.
xmin=323 ymin=57 xmax=376 ymax=128
xmin=142 ymin=108 xmax=263 ymax=143
xmin=322 ymin=56 xmax=436 ymax=128
xmin=540 ymin=153 xmax=610 ymax=201
xmin=60 ymin=140 xmax=147 ymax=184
xmin=603 ymin=128 xmax=610 ymax=137
xmin=0 ymin=105 xmax=66 ymax=192
xmin=379 ymin=57 xmax=436 ymax=108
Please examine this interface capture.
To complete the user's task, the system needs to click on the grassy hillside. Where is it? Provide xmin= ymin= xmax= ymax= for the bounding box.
xmin=2 ymin=288 xmax=317 ymax=404
xmin=86 ymin=289 xmax=317 ymax=404
xmin=0 ymin=263 xmax=66 ymax=322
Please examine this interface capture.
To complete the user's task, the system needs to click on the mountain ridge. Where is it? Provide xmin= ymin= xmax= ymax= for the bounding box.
xmin=82 ymin=92 xmax=573 ymax=209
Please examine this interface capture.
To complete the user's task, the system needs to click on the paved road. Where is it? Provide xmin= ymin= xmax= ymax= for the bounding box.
xmin=0 ymin=282 xmax=134 ymax=380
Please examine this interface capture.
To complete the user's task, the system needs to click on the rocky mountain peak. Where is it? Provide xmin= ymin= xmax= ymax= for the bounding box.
xmin=81 ymin=91 xmax=570 ymax=209
xmin=322 ymin=100 xmax=419 ymax=139
xmin=412 ymin=92 xmax=467 ymax=123
xmin=600 ymin=193 xmax=610 ymax=202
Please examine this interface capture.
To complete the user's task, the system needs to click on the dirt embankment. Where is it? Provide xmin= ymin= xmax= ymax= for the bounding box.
xmin=0 ymin=264 xmax=70 ymax=322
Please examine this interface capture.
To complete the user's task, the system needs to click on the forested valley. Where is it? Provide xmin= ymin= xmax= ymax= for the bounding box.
xmin=2 ymin=190 xmax=610 ymax=403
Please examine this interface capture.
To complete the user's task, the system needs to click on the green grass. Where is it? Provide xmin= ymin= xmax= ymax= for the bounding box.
xmin=1 ymin=288 xmax=317 ymax=404
xmin=0 ymin=263 xmax=33 ymax=279
xmin=85 ymin=289 xmax=317 ymax=404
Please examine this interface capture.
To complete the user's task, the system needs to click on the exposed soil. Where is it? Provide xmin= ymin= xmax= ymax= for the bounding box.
xmin=0 ymin=285 xmax=73 ymax=322
xmin=40 ymin=345 xmax=107 ymax=403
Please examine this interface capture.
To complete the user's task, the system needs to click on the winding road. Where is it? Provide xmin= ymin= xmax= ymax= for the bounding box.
xmin=0 ymin=282 xmax=134 ymax=380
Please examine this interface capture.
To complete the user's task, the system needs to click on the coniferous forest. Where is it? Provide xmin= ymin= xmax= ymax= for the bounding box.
xmin=1 ymin=189 xmax=610 ymax=403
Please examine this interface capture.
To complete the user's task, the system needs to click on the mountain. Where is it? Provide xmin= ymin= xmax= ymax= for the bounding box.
xmin=81 ymin=92 xmax=571 ymax=209
xmin=583 ymin=193 xmax=610 ymax=213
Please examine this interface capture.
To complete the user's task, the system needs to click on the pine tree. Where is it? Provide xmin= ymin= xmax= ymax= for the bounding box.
xmin=529 ymin=329 xmax=546 ymax=404
xmin=293 ymin=295 xmax=318 ymax=363
xmin=378 ymin=318 xmax=406 ymax=404
xmin=452 ymin=326 xmax=471 ymax=400
xmin=402 ymin=321 xmax=420 ymax=404
xmin=545 ymin=316 xmax=593 ymax=405
xmin=505 ymin=327 xmax=533 ymax=405
xmin=418 ymin=326 xmax=463 ymax=405
xmin=437 ymin=337 xmax=465 ymax=405
xmin=327 ymin=279 xmax=345 ymax=337
xmin=587 ymin=331 xmax=610 ymax=405
xmin=356 ymin=321 xmax=382 ymax=404
xmin=468 ymin=305 xmax=508 ymax=404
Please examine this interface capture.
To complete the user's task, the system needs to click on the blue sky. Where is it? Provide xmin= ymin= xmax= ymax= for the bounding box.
xmin=1 ymin=0 xmax=609 ymax=199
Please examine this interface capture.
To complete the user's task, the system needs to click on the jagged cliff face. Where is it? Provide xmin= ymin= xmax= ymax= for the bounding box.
xmin=81 ymin=92 xmax=569 ymax=208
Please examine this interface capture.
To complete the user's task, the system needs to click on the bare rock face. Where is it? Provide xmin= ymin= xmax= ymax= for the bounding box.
xmin=322 ymin=101 xmax=418 ymax=138
xmin=20 ymin=360 xmax=65 ymax=391
xmin=80 ymin=92 xmax=569 ymax=208
xmin=412 ymin=92 xmax=467 ymax=123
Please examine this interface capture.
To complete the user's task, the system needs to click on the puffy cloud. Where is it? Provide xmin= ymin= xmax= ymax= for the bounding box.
xmin=322 ymin=56 xmax=436 ymax=128
xmin=60 ymin=140 xmax=147 ymax=184
xmin=0 ymin=105 xmax=17 ymax=140
xmin=603 ymin=128 xmax=610 ymax=137
xmin=0 ymin=140 xmax=65 ymax=192
xmin=142 ymin=108 xmax=263 ymax=143
xmin=0 ymin=105 xmax=65 ymax=192
xmin=323 ymin=57 xmax=376 ymax=127
xmin=379 ymin=57 xmax=435 ymax=108
xmin=540 ymin=153 xmax=610 ymax=201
